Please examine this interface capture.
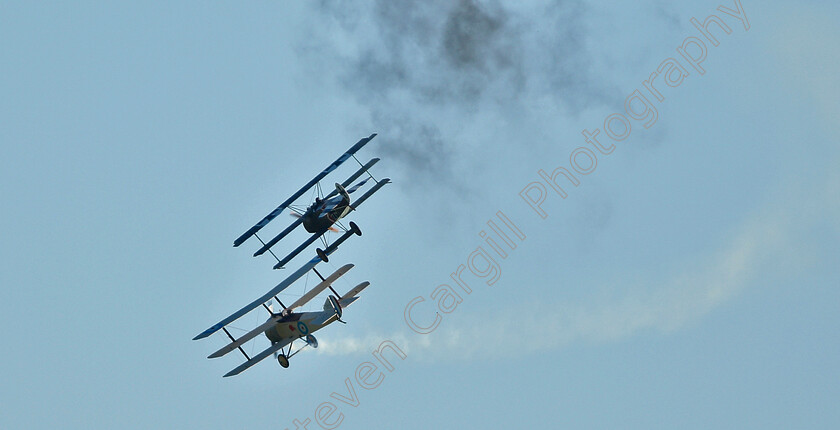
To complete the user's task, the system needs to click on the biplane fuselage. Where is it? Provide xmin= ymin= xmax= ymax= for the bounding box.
xmin=263 ymin=310 xmax=337 ymax=343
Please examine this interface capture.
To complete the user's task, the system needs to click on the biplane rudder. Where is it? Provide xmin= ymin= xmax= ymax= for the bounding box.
xmin=323 ymin=295 xmax=343 ymax=320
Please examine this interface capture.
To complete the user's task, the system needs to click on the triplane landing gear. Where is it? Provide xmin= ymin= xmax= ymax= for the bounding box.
xmin=277 ymin=354 xmax=290 ymax=368
xmin=316 ymin=221 xmax=362 ymax=263
xmin=316 ymin=248 xmax=329 ymax=263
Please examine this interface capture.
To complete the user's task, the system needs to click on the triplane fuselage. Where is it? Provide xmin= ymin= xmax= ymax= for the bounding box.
xmin=301 ymin=183 xmax=352 ymax=233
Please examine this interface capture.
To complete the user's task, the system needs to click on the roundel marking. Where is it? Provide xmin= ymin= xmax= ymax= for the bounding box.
xmin=297 ymin=321 xmax=309 ymax=335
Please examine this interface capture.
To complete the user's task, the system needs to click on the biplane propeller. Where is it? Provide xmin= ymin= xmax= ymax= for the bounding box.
xmin=233 ymin=133 xmax=390 ymax=269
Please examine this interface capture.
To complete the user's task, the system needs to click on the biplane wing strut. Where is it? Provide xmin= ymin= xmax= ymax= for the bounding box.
xmin=223 ymin=339 xmax=293 ymax=377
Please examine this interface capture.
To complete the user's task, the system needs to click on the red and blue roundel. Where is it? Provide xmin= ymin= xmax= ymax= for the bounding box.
xmin=297 ymin=321 xmax=309 ymax=335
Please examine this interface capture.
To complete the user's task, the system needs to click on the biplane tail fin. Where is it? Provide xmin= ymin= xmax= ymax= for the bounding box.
xmin=312 ymin=295 xmax=343 ymax=326
xmin=324 ymin=295 xmax=342 ymax=320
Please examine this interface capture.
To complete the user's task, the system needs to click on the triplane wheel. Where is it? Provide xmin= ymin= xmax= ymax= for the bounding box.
xmin=316 ymin=248 xmax=329 ymax=262
xmin=349 ymin=221 xmax=362 ymax=236
xmin=277 ymin=354 xmax=290 ymax=368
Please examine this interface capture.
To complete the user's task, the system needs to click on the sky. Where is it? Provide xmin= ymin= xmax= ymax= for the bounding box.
xmin=1 ymin=0 xmax=838 ymax=429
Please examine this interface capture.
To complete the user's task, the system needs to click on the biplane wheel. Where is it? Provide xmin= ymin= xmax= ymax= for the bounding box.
xmin=305 ymin=334 xmax=318 ymax=349
xmin=316 ymin=248 xmax=329 ymax=262
xmin=349 ymin=221 xmax=362 ymax=236
xmin=277 ymin=354 xmax=290 ymax=368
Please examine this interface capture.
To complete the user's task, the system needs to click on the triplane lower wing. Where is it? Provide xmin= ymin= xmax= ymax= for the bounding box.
xmin=233 ymin=133 xmax=390 ymax=269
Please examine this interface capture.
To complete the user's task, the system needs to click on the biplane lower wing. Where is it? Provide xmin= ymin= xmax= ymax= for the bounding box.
xmin=233 ymin=133 xmax=377 ymax=247
xmin=223 ymin=338 xmax=293 ymax=378
xmin=192 ymin=256 xmax=323 ymax=340
xmin=208 ymin=264 xmax=354 ymax=359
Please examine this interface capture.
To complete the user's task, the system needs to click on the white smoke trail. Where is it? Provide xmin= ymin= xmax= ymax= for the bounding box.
xmin=316 ymin=192 xmax=832 ymax=361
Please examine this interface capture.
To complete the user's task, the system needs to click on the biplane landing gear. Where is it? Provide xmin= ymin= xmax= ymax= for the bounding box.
xmin=316 ymin=248 xmax=329 ymax=263
xmin=349 ymin=221 xmax=362 ymax=236
xmin=277 ymin=354 xmax=290 ymax=368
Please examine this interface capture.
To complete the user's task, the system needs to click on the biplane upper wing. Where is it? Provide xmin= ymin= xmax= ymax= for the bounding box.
xmin=233 ymin=133 xmax=377 ymax=247
xmin=207 ymin=264 xmax=354 ymax=359
xmin=193 ymin=255 xmax=324 ymax=340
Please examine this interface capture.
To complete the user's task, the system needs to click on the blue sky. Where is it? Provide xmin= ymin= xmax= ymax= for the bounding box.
xmin=1 ymin=1 xmax=838 ymax=429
